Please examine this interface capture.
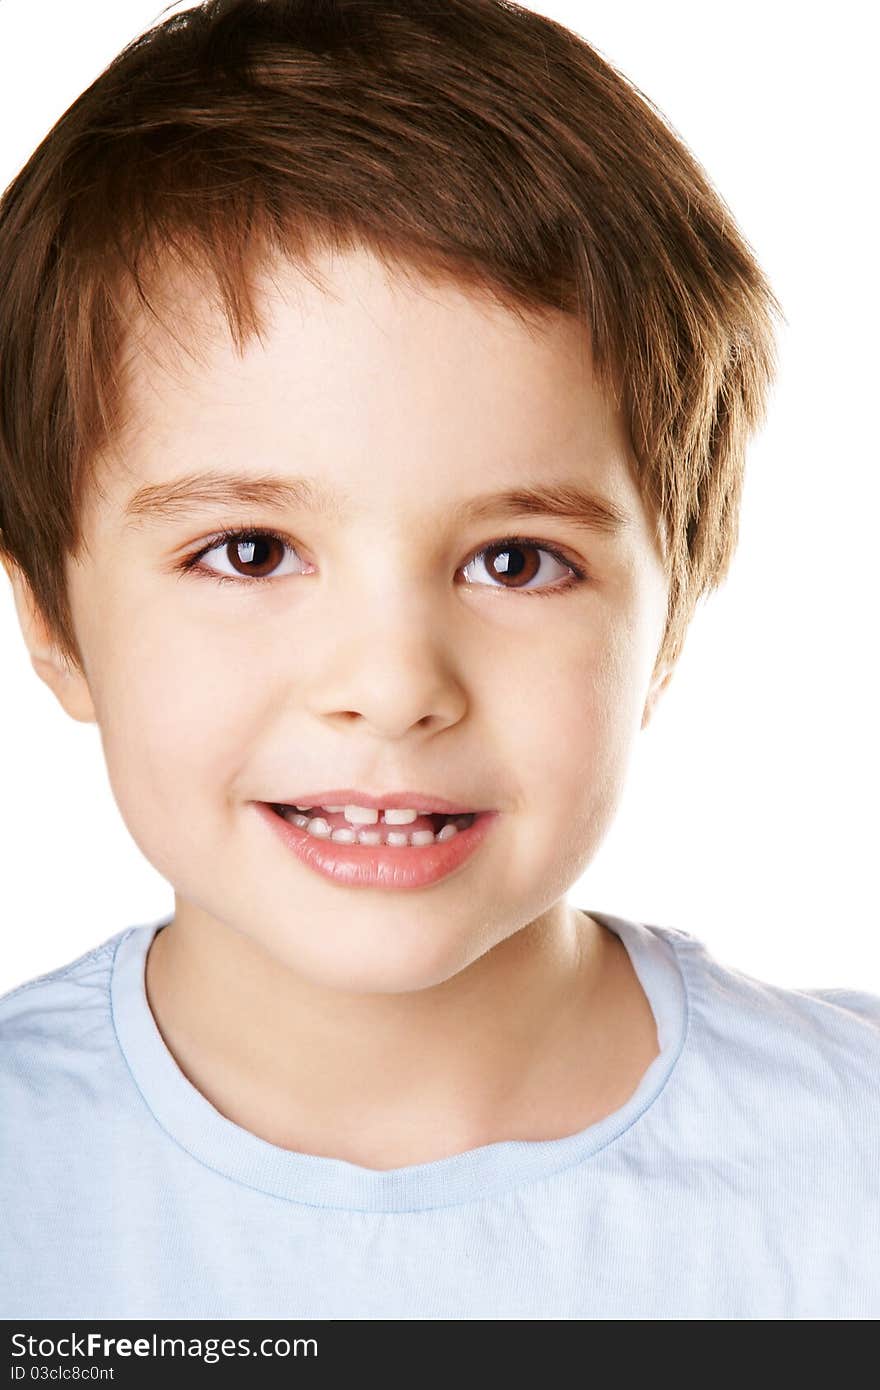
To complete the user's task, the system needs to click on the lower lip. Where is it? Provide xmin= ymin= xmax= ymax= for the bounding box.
xmin=254 ymin=802 xmax=500 ymax=891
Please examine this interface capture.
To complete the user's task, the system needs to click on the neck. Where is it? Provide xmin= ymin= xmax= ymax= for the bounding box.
xmin=144 ymin=900 xmax=654 ymax=1169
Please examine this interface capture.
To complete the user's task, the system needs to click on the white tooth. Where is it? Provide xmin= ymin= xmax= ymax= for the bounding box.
xmin=357 ymin=828 xmax=383 ymax=845
xmin=386 ymin=831 xmax=411 ymax=845
xmin=437 ymin=823 xmax=459 ymax=841
xmin=330 ymin=827 xmax=357 ymax=843
xmin=344 ymin=804 xmax=380 ymax=824
xmin=306 ymin=817 xmax=331 ymax=837
xmin=293 ymin=814 xmax=309 ymax=828
xmin=294 ymin=804 xmax=313 ymax=812
xmin=410 ymin=830 xmax=436 ymax=846
xmin=324 ymin=805 xmax=345 ymax=813
xmin=382 ymin=808 xmax=419 ymax=824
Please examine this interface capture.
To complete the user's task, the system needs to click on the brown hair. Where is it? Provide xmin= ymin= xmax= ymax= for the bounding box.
xmin=0 ymin=0 xmax=783 ymax=681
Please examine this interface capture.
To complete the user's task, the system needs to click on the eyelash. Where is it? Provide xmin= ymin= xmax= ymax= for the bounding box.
xmin=177 ymin=527 xmax=589 ymax=597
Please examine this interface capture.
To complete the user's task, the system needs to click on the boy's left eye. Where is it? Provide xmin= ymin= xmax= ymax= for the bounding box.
xmin=179 ymin=528 xmax=587 ymax=596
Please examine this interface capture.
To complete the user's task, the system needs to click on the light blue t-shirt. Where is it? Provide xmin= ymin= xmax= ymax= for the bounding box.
xmin=2 ymin=908 xmax=878 ymax=1320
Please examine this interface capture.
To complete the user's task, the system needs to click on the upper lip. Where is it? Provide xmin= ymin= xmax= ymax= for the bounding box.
xmin=267 ymin=790 xmax=484 ymax=814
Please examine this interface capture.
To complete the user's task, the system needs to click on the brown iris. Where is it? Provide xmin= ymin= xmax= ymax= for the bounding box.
xmin=226 ymin=535 xmax=286 ymax=579
xmin=482 ymin=542 xmax=540 ymax=588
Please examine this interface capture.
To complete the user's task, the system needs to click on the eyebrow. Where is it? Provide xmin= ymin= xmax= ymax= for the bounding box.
xmin=122 ymin=469 xmax=632 ymax=537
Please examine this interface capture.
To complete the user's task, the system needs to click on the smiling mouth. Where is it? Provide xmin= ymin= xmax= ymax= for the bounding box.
xmin=269 ymin=803 xmax=477 ymax=847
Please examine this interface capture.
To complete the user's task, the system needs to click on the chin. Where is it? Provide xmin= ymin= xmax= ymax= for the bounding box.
xmin=282 ymin=934 xmax=480 ymax=997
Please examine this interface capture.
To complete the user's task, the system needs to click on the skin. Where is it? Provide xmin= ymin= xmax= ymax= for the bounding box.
xmin=5 ymin=247 xmax=674 ymax=1169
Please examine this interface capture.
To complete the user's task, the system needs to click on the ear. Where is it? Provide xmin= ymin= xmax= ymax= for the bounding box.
xmin=2 ymin=557 xmax=97 ymax=724
xmin=641 ymin=663 xmax=674 ymax=731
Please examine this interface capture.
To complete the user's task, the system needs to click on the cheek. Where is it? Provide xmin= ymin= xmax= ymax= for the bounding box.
xmin=93 ymin=615 xmax=260 ymax=833
xmin=513 ymin=624 xmax=645 ymax=832
xmin=521 ymin=613 xmax=643 ymax=748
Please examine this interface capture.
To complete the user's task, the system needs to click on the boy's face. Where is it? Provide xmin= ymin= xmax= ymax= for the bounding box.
xmin=9 ymin=247 xmax=672 ymax=993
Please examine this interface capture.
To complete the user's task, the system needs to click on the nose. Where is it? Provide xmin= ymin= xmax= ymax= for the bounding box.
xmin=305 ymin=593 xmax=469 ymax=740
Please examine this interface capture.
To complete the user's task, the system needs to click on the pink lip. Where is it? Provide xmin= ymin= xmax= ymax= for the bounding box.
xmin=254 ymin=801 xmax=500 ymax=891
xmin=269 ymin=790 xmax=483 ymax=814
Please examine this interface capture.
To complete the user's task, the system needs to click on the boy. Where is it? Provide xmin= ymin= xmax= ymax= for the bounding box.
xmin=0 ymin=0 xmax=877 ymax=1321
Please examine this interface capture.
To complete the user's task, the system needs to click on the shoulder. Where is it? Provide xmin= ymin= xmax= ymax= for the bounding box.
xmin=0 ymin=928 xmax=132 ymax=1103
xmin=0 ymin=929 xmax=127 ymax=1018
xmin=659 ymin=921 xmax=880 ymax=1118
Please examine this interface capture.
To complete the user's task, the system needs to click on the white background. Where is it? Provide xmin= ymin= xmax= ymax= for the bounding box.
xmin=0 ymin=0 xmax=877 ymax=994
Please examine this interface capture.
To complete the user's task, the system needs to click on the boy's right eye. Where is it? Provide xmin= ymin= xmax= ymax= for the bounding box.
xmin=180 ymin=529 xmax=305 ymax=585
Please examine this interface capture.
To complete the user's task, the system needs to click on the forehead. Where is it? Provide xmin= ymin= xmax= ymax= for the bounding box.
xmin=95 ymin=247 xmax=650 ymax=539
